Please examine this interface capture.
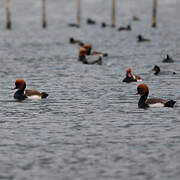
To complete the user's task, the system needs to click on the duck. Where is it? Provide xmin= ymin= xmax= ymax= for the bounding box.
xmin=68 ymin=23 xmax=80 ymax=28
xmin=122 ymin=68 xmax=142 ymax=83
xmin=137 ymin=35 xmax=150 ymax=42
xmin=86 ymin=18 xmax=96 ymax=25
xmin=78 ymin=48 xmax=102 ymax=65
xmin=118 ymin=25 xmax=131 ymax=31
xmin=13 ymin=79 xmax=48 ymax=100
xmin=132 ymin=16 xmax=140 ymax=21
xmin=162 ymin=54 xmax=174 ymax=63
xmin=83 ymin=44 xmax=108 ymax=57
xmin=136 ymin=84 xmax=176 ymax=108
xmin=101 ymin=22 xmax=107 ymax=28
xmin=152 ymin=65 xmax=176 ymax=75
xmin=69 ymin=37 xmax=84 ymax=46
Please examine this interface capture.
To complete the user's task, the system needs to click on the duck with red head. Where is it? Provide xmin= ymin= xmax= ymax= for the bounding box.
xmin=78 ymin=48 xmax=102 ymax=65
xmin=136 ymin=84 xmax=176 ymax=108
xmin=13 ymin=79 xmax=48 ymax=100
xmin=123 ymin=68 xmax=142 ymax=83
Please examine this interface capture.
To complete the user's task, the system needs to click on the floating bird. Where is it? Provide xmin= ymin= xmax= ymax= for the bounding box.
xmin=78 ymin=48 xmax=102 ymax=65
xmin=68 ymin=23 xmax=80 ymax=28
xmin=69 ymin=37 xmax=84 ymax=46
xmin=118 ymin=25 xmax=131 ymax=31
xmin=137 ymin=35 xmax=150 ymax=42
xmin=86 ymin=18 xmax=96 ymax=25
xmin=13 ymin=79 xmax=48 ymax=100
xmin=132 ymin=16 xmax=140 ymax=21
xmin=123 ymin=68 xmax=142 ymax=83
xmin=162 ymin=54 xmax=174 ymax=63
xmin=152 ymin=65 xmax=176 ymax=75
xmin=101 ymin=22 xmax=107 ymax=28
xmin=136 ymin=84 xmax=176 ymax=108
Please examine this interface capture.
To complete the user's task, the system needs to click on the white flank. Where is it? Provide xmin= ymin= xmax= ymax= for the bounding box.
xmin=133 ymin=75 xmax=142 ymax=81
xmin=149 ymin=103 xmax=164 ymax=108
xmin=27 ymin=95 xmax=41 ymax=100
xmin=86 ymin=55 xmax=101 ymax=63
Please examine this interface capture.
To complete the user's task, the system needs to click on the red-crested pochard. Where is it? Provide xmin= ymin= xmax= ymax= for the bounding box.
xmin=123 ymin=68 xmax=142 ymax=83
xmin=13 ymin=79 xmax=48 ymax=100
xmin=136 ymin=84 xmax=176 ymax=108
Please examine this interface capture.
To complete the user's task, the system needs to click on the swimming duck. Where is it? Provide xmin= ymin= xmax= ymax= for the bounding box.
xmin=13 ymin=79 xmax=48 ymax=100
xmin=137 ymin=35 xmax=150 ymax=42
xmin=78 ymin=48 xmax=102 ymax=65
xmin=69 ymin=37 xmax=84 ymax=46
xmin=83 ymin=44 xmax=108 ymax=57
xmin=118 ymin=25 xmax=131 ymax=31
xmin=136 ymin=84 xmax=176 ymax=108
xmin=86 ymin=18 xmax=96 ymax=25
xmin=132 ymin=16 xmax=140 ymax=21
xmin=152 ymin=65 xmax=176 ymax=75
xmin=101 ymin=22 xmax=107 ymax=28
xmin=68 ymin=23 xmax=80 ymax=28
xmin=162 ymin=54 xmax=174 ymax=63
xmin=123 ymin=68 xmax=142 ymax=83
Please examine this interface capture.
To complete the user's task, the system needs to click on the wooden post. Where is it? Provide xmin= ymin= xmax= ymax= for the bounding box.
xmin=152 ymin=0 xmax=157 ymax=28
xmin=112 ymin=0 xmax=116 ymax=28
xmin=77 ymin=0 xmax=82 ymax=27
xmin=6 ymin=0 xmax=11 ymax=29
xmin=42 ymin=0 xmax=47 ymax=28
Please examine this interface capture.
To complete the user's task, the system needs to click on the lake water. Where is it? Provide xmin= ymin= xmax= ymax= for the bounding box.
xmin=0 ymin=0 xmax=180 ymax=179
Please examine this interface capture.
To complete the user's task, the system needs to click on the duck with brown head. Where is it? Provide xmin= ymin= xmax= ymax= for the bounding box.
xmin=136 ymin=84 xmax=176 ymax=108
xmin=13 ymin=79 xmax=48 ymax=100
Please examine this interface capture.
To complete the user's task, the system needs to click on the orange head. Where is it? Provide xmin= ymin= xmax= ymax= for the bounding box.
xmin=13 ymin=79 xmax=26 ymax=91
xmin=126 ymin=68 xmax=132 ymax=77
xmin=126 ymin=68 xmax=132 ymax=73
xmin=83 ymin=44 xmax=92 ymax=55
xmin=136 ymin=84 xmax=149 ymax=96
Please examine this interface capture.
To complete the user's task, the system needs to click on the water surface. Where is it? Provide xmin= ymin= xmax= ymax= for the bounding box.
xmin=0 ymin=0 xmax=180 ymax=180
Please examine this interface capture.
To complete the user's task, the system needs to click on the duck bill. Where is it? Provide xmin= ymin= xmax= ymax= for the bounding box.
xmin=127 ymin=73 xmax=132 ymax=78
xmin=12 ymin=86 xmax=17 ymax=90
xmin=135 ymin=92 xmax=139 ymax=95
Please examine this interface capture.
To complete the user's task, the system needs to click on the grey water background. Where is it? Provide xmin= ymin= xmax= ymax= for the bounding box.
xmin=0 ymin=0 xmax=180 ymax=179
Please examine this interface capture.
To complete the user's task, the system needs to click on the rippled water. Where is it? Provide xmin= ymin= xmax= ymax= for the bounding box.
xmin=0 ymin=0 xmax=180 ymax=179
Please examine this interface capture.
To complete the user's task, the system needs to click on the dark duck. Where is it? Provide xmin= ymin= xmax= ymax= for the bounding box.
xmin=118 ymin=25 xmax=131 ymax=31
xmin=152 ymin=65 xmax=176 ymax=75
xmin=136 ymin=84 xmax=176 ymax=108
xmin=162 ymin=54 xmax=174 ymax=63
xmin=86 ymin=18 xmax=96 ymax=25
xmin=137 ymin=35 xmax=150 ymax=42
xmin=13 ymin=79 xmax=48 ymax=100
xmin=69 ymin=37 xmax=84 ymax=46
xmin=123 ymin=68 xmax=142 ymax=83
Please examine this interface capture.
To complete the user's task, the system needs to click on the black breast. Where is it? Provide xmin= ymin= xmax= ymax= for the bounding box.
xmin=123 ymin=77 xmax=137 ymax=83
xmin=14 ymin=90 xmax=27 ymax=100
